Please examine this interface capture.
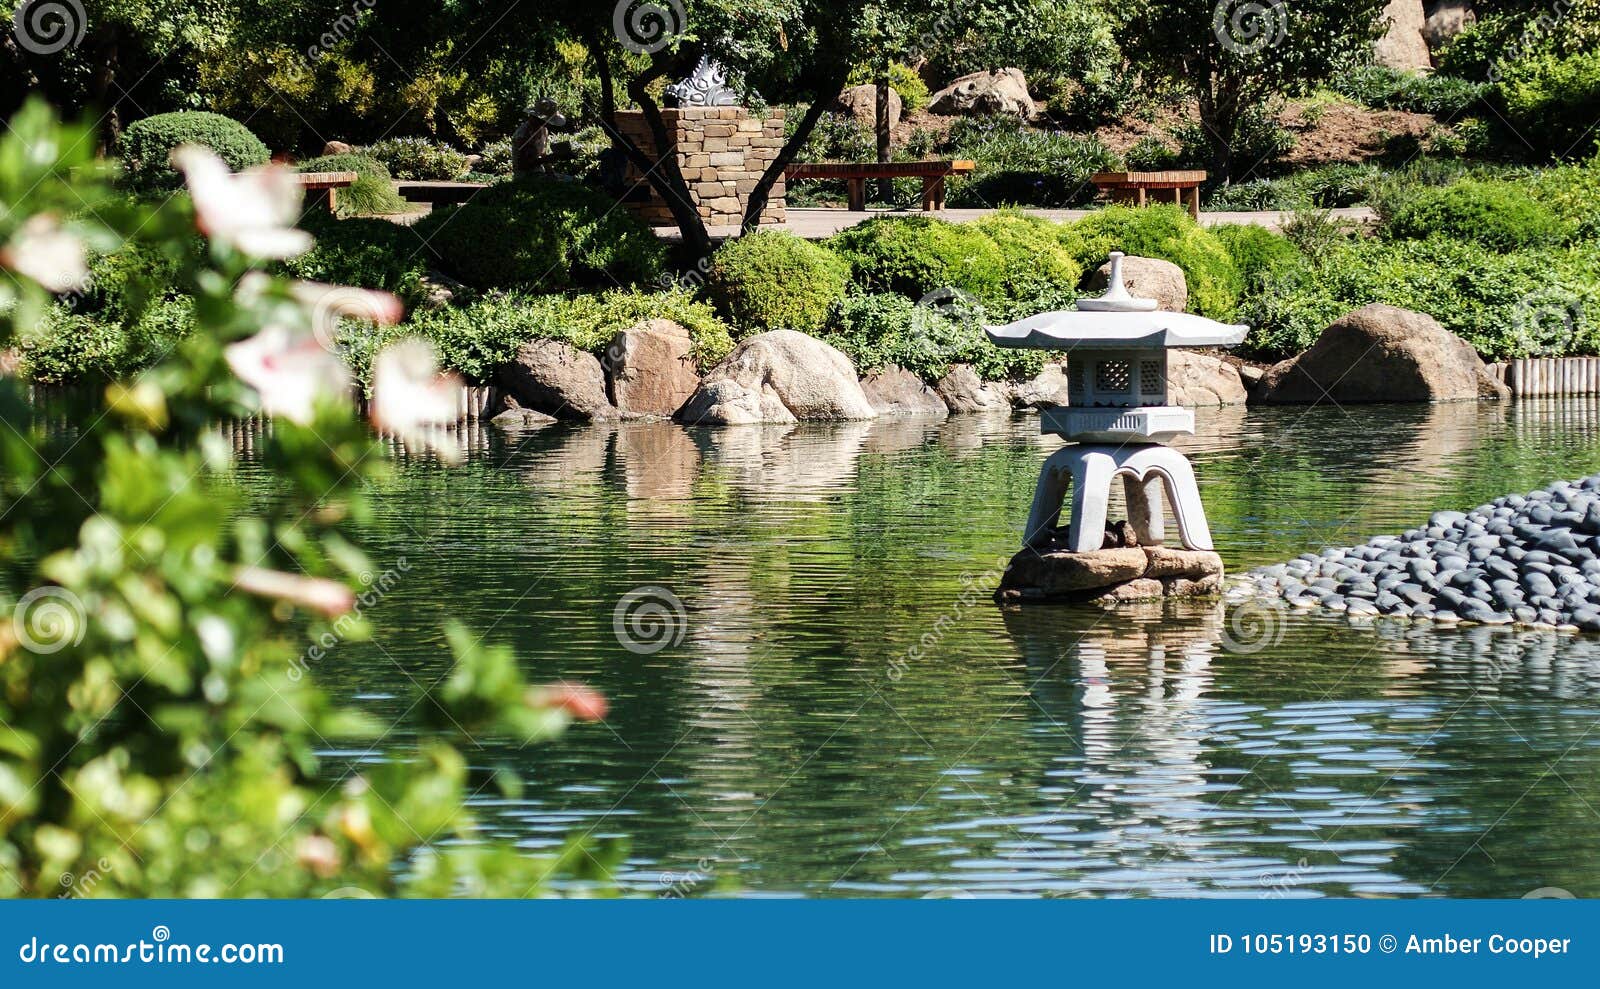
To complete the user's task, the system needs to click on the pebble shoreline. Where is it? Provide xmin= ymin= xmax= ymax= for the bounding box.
xmin=1238 ymin=473 xmax=1600 ymax=632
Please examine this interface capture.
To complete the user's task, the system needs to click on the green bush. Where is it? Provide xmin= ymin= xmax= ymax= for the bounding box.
xmin=1383 ymin=179 xmax=1566 ymax=250
xmin=1332 ymin=65 xmax=1489 ymax=116
xmin=1491 ymin=50 xmax=1600 ymax=160
xmin=341 ymin=288 xmax=733 ymax=386
xmin=17 ymin=299 xmax=195 ymax=383
xmin=478 ymin=138 xmax=514 ymax=176
xmin=1211 ymin=224 xmax=1303 ymax=291
xmin=1061 ymin=205 xmax=1243 ymax=317
xmin=296 ymin=152 xmax=390 ymax=178
xmin=360 ymin=137 xmax=470 ymax=180
xmin=846 ymin=62 xmax=931 ymax=113
xmin=1124 ymin=136 xmax=1181 ymax=172
xmin=823 ymin=292 xmax=1046 ymax=382
xmin=943 ymin=117 xmax=1118 ymax=207
xmin=411 ymin=178 xmax=664 ymax=291
xmin=280 ymin=214 xmax=432 ymax=304
xmin=704 ymin=231 xmax=849 ymax=334
xmin=119 ymin=112 xmax=269 ymax=190
xmin=967 ymin=211 xmax=1083 ymax=319
xmin=296 ymin=156 xmax=409 ymax=217
xmin=826 ymin=215 xmax=1007 ymax=304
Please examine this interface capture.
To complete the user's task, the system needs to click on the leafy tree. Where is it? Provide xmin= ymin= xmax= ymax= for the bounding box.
xmin=1120 ymin=0 xmax=1385 ymax=180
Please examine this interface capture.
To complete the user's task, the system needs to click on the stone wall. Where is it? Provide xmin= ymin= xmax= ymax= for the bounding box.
xmin=614 ymin=107 xmax=786 ymax=228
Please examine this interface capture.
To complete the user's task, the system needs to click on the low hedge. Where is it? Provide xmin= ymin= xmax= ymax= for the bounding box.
xmin=18 ymin=299 xmax=196 ymax=384
xmin=280 ymin=214 xmax=432 ymax=305
xmin=822 ymin=292 xmax=1046 ymax=382
xmin=705 ymin=231 xmax=849 ymax=335
xmin=410 ymin=178 xmax=665 ymax=291
xmin=340 ymin=288 xmax=733 ymax=387
xmin=826 ymin=215 xmax=1008 ymax=304
xmin=1383 ymin=179 xmax=1567 ymax=250
xmin=119 ymin=112 xmax=269 ymax=190
xmin=1490 ymin=50 xmax=1600 ymax=161
xmin=1061 ymin=205 xmax=1243 ymax=318
xmin=359 ymin=137 xmax=470 ymax=181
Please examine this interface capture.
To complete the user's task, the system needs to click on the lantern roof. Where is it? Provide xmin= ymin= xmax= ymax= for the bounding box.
xmin=984 ymin=309 xmax=1249 ymax=351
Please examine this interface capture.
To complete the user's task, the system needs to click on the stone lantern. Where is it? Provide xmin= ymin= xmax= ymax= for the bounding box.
xmin=990 ymin=253 xmax=1247 ymax=603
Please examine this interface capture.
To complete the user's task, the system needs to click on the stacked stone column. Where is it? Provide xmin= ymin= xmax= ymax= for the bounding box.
xmin=613 ymin=107 xmax=787 ymax=228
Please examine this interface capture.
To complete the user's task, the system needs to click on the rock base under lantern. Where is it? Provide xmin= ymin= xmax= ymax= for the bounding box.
xmin=994 ymin=530 xmax=1225 ymax=606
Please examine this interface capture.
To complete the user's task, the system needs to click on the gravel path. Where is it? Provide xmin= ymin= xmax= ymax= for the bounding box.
xmin=1237 ymin=474 xmax=1600 ymax=632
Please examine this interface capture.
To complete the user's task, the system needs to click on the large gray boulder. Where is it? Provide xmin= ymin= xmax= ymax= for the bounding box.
xmin=1256 ymin=304 xmax=1511 ymax=404
xmin=497 ymin=339 xmax=619 ymax=420
xmin=606 ymin=318 xmax=701 ymax=419
xmin=929 ymin=68 xmax=1034 ymax=118
xmin=1168 ymin=351 xmax=1248 ymax=406
xmin=676 ymin=329 xmax=877 ymax=425
xmin=1008 ymin=362 xmax=1072 ymax=410
xmin=1423 ymin=0 xmax=1475 ymax=50
xmin=935 ymin=364 xmax=1010 ymax=414
xmin=835 ymin=84 xmax=901 ymax=132
xmin=1087 ymin=256 xmax=1187 ymax=313
xmin=1374 ymin=0 xmax=1433 ymax=70
xmin=861 ymin=364 xmax=948 ymax=417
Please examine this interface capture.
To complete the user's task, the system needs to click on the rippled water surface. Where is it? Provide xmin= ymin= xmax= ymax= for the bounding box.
xmin=252 ymin=399 xmax=1600 ymax=897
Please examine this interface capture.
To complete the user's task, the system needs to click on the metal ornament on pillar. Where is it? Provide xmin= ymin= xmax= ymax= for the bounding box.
xmin=985 ymin=251 xmax=1248 ymax=556
xmin=664 ymin=55 xmax=748 ymax=108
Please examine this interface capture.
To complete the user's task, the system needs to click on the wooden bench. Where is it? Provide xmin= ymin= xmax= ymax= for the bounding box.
xmin=395 ymin=180 xmax=490 ymax=206
xmin=295 ymin=171 xmax=358 ymax=213
xmin=1090 ymin=170 xmax=1207 ymax=220
xmin=785 ymin=160 xmax=977 ymax=211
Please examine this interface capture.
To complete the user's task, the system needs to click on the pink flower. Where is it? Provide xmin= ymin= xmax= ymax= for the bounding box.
xmin=286 ymin=281 xmax=405 ymax=354
xmin=225 ymin=323 xmax=351 ymax=425
xmin=171 ymin=145 xmax=313 ymax=259
xmin=232 ymin=566 xmax=356 ymax=617
xmin=0 ymin=214 xmax=89 ymax=293
xmin=295 ymin=834 xmax=341 ymax=878
xmin=528 ymin=683 xmax=609 ymax=722
xmin=371 ymin=338 xmax=464 ymax=464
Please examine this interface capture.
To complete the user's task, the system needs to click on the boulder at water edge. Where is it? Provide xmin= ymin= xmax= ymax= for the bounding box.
xmin=1167 ymin=351 xmax=1248 ymax=406
xmin=861 ymin=364 xmax=949 ymax=417
xmin=1008 ymin=362 xmax=1072 ymax=411
xmin=935 ymin=364 xmax=1010 ymax=414
xmin=929 ymin=68 xmax=1035 ymax=118
xmin=675 ymin=329 xmax=877 ymax=425
xmin=606 ymin=318 xmax=701 ymax=419
xmin=1087 ymin=256 xmax=1188 ymax=314
xmin=497 ymin=339 xmax=619 ymax=420
xmin=1255 ymin=304 xmax=1510 ymax=404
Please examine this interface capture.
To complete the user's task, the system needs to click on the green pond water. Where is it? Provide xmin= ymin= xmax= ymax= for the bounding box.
xmin=249 ymin=399 xmax=1600 ymax=898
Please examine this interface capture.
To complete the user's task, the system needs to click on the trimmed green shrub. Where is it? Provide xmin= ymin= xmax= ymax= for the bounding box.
xmin=1491 ymin=50 xmax=1600 ymax=160
xmin=704 ymin=231 xmax=849 ymax=334
xmin=411 ymin=178 xmax=665 ymax=291
xmin=340 ymin=288 xmax=733 ymax=386
xmin=823 ymin=292 xmax=1046 ymax=382
xmin=18 ymin=299 xmax=196 ymax=383
xmin=826 ymin=215 xmax=1007 ymax=303
xmin=967 ymin=211 xmax=1083 ymax=319
xmin=1211 ymin=224 xmax=1303 ymax=291
xmin=943 ymin=116 xmax=1119 ymax=207
xmin=280 ymin=214 xmax=432 ymax=304
xmin=1383 ymin=179 xmax=1566 ymax=250
xmin=296 ymin=152 xmax=390 ymax=178
xmin=119 ymin=112 xmax=269 ymax=190
xmin=1061 ymin=205 xmax=1243 ymax=317
xmin=360 ymin=137 xmax=470 ymax=180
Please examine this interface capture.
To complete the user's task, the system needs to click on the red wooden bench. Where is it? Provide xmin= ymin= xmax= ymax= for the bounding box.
xmin=785 ymin=160 xmax=977 ymax=211
xmin=294 ymin=171 xmax=359 ymax=213
xmin=1090 ymin=170 xmax=1207 ymax=220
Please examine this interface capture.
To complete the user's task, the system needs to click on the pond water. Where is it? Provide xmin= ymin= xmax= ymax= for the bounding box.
xmin=261 ymin=399 xmax=1600 ymax=898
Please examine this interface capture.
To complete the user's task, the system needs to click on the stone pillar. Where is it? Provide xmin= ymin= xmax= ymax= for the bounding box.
xmin=613 ymin=107 xmax=787 ymax=229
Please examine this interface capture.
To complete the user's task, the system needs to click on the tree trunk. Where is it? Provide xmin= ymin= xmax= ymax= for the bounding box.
xmin=875 ymin=78 xmax=892 ymax=202
xmin=87 ymin=29 xmax=121 ymax=151
xmin=742 ymin=71 xmax=852 ymax=235
xmin=588 ymin=41 xmax=712 ymax=258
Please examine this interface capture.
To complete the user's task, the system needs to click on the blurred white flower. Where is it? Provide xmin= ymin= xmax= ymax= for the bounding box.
xmin=225 ymin=324 xmax=351 ymax=425
xmin=371 ymin=338 xmax=464 ymax=464
xmin=232 ymin=566 xmax=356 ymax=617
xmin=171 ymin=145 xmax=312 ymax=259
xmin=0 ymin=214 xmax=89 ymax=292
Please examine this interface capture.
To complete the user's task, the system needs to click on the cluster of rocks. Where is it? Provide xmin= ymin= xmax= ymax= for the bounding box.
xmin=995 ymin=531 xmax=1226 ymax=605
xmin=1376 ymin=0 xmax=1477 ymax=71
xmin=1238 ymin=474 xmax=1600 ymax=631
